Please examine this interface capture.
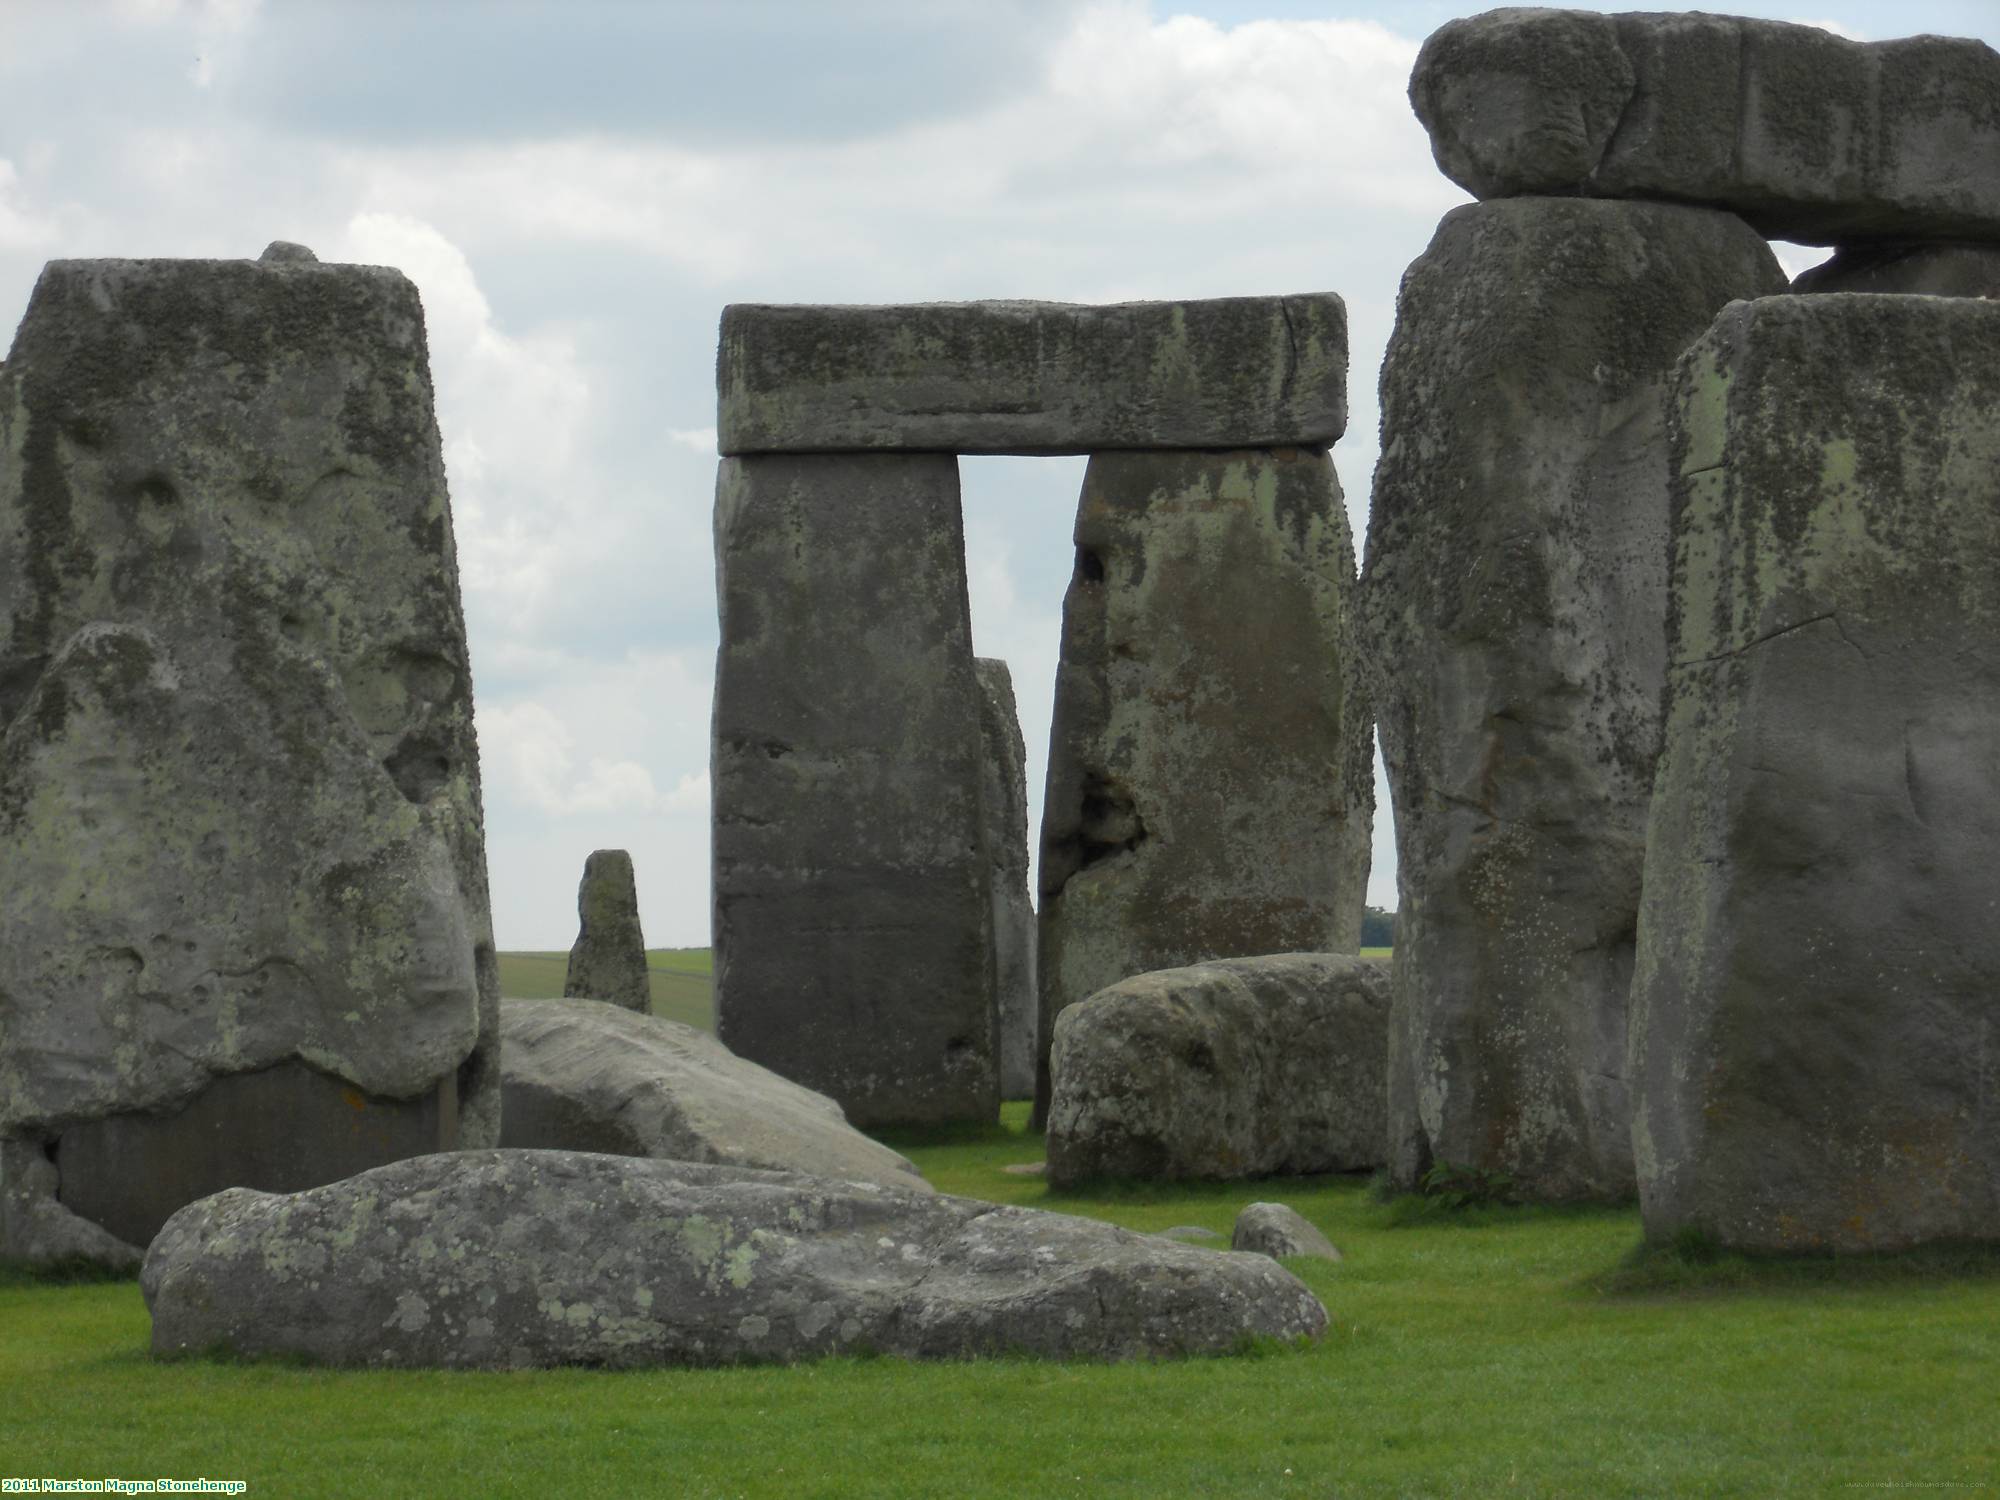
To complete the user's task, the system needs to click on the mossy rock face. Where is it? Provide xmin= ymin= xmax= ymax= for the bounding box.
xmin=563 ymin=850 xmax=648 ymax=1011
xmin=0 ymin=253 xmax=498 ymax=1268
xmin=1360 ymin=197 xmax=1785 ymax=1204
xmin=1035 ymin=446 xmax=1372 ymax=1122
xmin=1412 ymin=10 xmax=2000 ymax=245
xmin=1634 ymin=294 xmax=2000 ymax=1255
xmin=142 ymin=1150 xmax=1328 ymax=1368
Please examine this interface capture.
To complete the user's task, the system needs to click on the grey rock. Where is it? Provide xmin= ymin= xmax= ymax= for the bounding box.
xmin=1412 ymin=10 xmax=2000 ymax=245
xmin=974 ymin=658 xmax=1037 ymax=1101
xmin=1046 ymin=955 xmax=1388 ymax=1187
xmin=711 ymin=454 xmax=997 ymax=1127
xmin=1634 ymin=294 xmax=2000 ymax=1254
xmin=0 ymin=256 xmax=498 ymax=1268
xmin=142 ymin=1151 xmax=1330 ymax=1367
xmin=1157 ymin=1225 xmax=1223 ymax=1244
xmin=259 ymin=241 xmax=318 ymax=263
xmin=0 ymin=1138 xmax=142 ymax=1274
xmin=497 ymin=998 xmax=930 ymax=1194
xmin=1035 ymin=448 xmax=1372 ymax=1122
xmin=563 ymin=849 xmax=649 ymax=1012
xmin=1232 ymin=1203 xmax=1341 ymax=1262
xmin=1792 ymin=242 xmax=2000 ymax=297
xmin=717 ymin=296 xmax=1347 ymax=455
xmin=1361 ymin=198 xmax=1785 ymax=1202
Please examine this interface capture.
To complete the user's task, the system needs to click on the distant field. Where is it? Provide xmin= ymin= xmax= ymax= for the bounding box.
xmin=1360 ymin=946 xmax=1392 ymax=961
xmin=497 ymin=948 xmax=713 ymax=1031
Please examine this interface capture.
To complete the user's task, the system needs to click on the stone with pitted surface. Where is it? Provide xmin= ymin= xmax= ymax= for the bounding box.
xmin=142 ymin=1151 xmax=1330 ymax=1367
xmin=0 ymin=253 xmax=498 ymax=1269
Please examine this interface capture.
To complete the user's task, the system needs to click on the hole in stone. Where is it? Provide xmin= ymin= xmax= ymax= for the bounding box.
xmin=126 ymin=474 xmax=178 ymax=507
xmin=384 ymin=733 xmax=452 ymax=804
xmin=279 ymin=613 xmax=306 ymax=640
xmin=944 ymin=1035 xmax=973 ymax=1059
xmin=1076 ymin=546 xmax=1105 ymax=583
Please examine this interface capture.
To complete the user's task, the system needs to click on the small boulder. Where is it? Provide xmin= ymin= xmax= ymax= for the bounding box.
xmin=564 ymin=850 xmax=650 ymax=1012
xmin=1046 ymin=954 xmax=1389 ymax=1187
xmin=498 ymin=998 xmax=929 ymax=1194
xmin=142 ymin=1151 xmax=1330 ymax=1368
xmin=1233 ymin=1203 xmax=1341 ymax=1263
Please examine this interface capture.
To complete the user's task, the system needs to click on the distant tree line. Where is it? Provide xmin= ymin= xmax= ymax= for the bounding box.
xmin=1360 ymin=905 xmax=1395 ymax=948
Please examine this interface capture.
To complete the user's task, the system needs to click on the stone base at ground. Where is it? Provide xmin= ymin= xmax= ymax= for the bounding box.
xmin=498 ymin=999 xmax=930 ymax=1193
xmin=142 ymin=1151 xmax=1330 ymax=1367
xmin=1634 ymin=295 xmax=2000 ymax=1253
xmin=1046 ymin=955 xmax=1388 ymax=1187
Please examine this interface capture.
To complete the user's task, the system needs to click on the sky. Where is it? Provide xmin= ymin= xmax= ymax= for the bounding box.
xmin=2 ymin=0 xmax=1994 ymax=948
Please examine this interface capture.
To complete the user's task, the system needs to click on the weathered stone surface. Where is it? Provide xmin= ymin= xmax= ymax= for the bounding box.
xmin=712 ymin=454 xmax=997 ymax=1127
xmin=975 ymin=658 xmax=1037 ymax=1101
xmin=1233 ymin=1203 xmax=1341 ymax=1262
xmin=143 ymin=1151 xmax=1330 ymax=1367
xmin=1035 ymin=449 xmax=1371 ymax=1122
xmin=0 ymin=255 xmax=499 ymax=1268
xmin=1361 ymin=198 xmax=1785 ymax=1202
xmin=1792 ymin=242 xmax=2000 ymax=297
xmin=1046 ymin=955 xmax=1388 ymax=1187
xmin=497 ymin=998 xmax=931 ymax=1194
xmin=1633 ymin=295 xmax=2000 ymax=1254
xmin=717 ymin=297 xmax=1347 ymax=455
xmin=563 ymin=849 xmax=649 ymax=1012
xmin=1411 ymin=10 xmax=2000 ymax=245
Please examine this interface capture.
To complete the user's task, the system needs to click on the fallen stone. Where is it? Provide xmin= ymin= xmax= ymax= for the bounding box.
xmin=717 ymin=296 xmax=1346 ymax=454
xmin=1411 ymin=10 xmax=2000 ymax=244
xmin=1157 ymin=1225 xmax=1223 ymax=1244
xmin=1634 ymin=294 xmax=2000 ymax=1253
xmin=1046 ymin=955 xmax=1388 ymax=1187
xmin=1791 ymin=242 xmax=2000 ymax=297
xmin=1000 ymin=1162 xmax=1046 ymax=1177
xmin=1233 ymin=1203 xmax=1341 ymax=1262
xmin=0 ymin=254 xmax=499 ymax=1269
xmin=142 ymin=1151 xmax=1330 ymax=1367
xmin=563 ymin=849 xmax=650 ymax=1012
xmin=712 ymin=454 xmax=997 ymax=1127
xmin=1036 ymin=448 xmax=1372 ymax=1121
xmin=975 ymin=658 xmax=1038 ymax=1101
xmin=1361 ymin=197 xmax=1784 ymax=1202
xmin=497 ymin=998 xmax=930 ymax=1193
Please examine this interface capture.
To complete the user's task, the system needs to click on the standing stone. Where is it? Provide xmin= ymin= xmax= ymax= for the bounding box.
xmin=1411 ymin=10 xmax=2000 ymax=244
xmin=712 ymin=454 xmax=997 ymax=1127
xmin=1361 ymin=198 xmax=1785 ymax=1201
xmin=974 ymin=658 xmax=1037 ymax=1101
xmin=0 ymin=253 xmax=499 ymax=1266
xmin=1792 ymin=242 xmax=2000 ymax=298
xmin=1035 ymin=447 xmax=1371 ymax=1123
xmin=563 ymin=849 xmax=649 ymax=1012
xmin=1634 ymin=295 xmax=2000 ymax=1254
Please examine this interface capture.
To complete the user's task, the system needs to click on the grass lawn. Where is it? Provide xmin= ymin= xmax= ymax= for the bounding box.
xmin=497 ymin=948 xmax=712 ymax=1030
xmin=5 ymin=1102 xmax=1996 ymax=1497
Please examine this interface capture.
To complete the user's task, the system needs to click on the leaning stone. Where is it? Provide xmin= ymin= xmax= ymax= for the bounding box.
xmin=717 ymin=296 xmax=1346 ymax=455
xmin=1036 ymin=448 xmax=1372 ymax=1121
xmin=1411 ymin=10 xmax=2000 ymax=244
xmin=142 ymin=1151 xmax=1330 ymax=1367
xmin=1232 ymin=1203 xmax=1341 ymax=1262
xmin=497 ymin=998 xmax=930 ymax=1194
xmin=1046 ymin=955 xmax=1388 ymax=1187
xmin=974 ymin=658 xmax=1037 ymax=1101
xmin=1792 ymin=242 xmax=2000 ymax=297
xmin=1361 ymin=198 xmax=1784 ymax=1202
xmin=1634 ymin=294 xmax=2000 ymax=1254
xmin=563 ymin=849 xmax=650 ymax=1012
xmin=712 ymin=454 xmax=997 ymax=1127
xmin=0 ymin=255 xmax=498 ymax=1268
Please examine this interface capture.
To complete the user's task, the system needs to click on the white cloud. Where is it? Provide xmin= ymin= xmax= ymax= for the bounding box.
xmin=1786 ymin=17 xmax=1870 ymax=41
xmin=668 ymin=427 xmax=718 ymax=453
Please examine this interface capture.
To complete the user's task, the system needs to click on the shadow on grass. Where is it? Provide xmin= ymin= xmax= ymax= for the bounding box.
xmin=1587 ymin=1228 xmax=2000 ymax=1298
xmin=1365 ymin=1169 xmax=1637 ymax=1232
xmin=0 ymin=1258 xmax=139 ymax=1289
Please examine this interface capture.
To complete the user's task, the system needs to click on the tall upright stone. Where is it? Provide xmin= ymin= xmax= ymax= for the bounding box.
xmin=1036 ymin=447 xmax=1371 ymax=1123
xmin=0 ymin=249 xmax=499 ymax=1267
xmin=974 ymin=658 xmax=1037 ymax=1101
xmin=1361 ymin=198 xmax=1785 ymax=1200
xmin=563 ymin=849 xmax=649 ymax=1012
xmin=1634 ymin=295 xmax=2000 ymax=1253
xmin=712 ymin=454 xmax=997 ymax=1127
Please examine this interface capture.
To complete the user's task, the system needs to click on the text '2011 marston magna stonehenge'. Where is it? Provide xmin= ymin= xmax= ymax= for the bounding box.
xmin=0 ymin=245 xmax=499 ymax=1269
xmin=1633 ymin=295 xmax=2000 ymax=1254
xmin=1363 ymin=196 xmax=1785 ymax=1202
xmin=712 ymin=294 xmax=1367 ymax=1128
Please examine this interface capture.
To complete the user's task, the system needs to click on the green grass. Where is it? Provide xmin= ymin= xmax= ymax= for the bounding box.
xmin=496 ymin=947 xmax=712 ymax=1031
xmin=5 ymin=1101 xmax=1996 ymax=1497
